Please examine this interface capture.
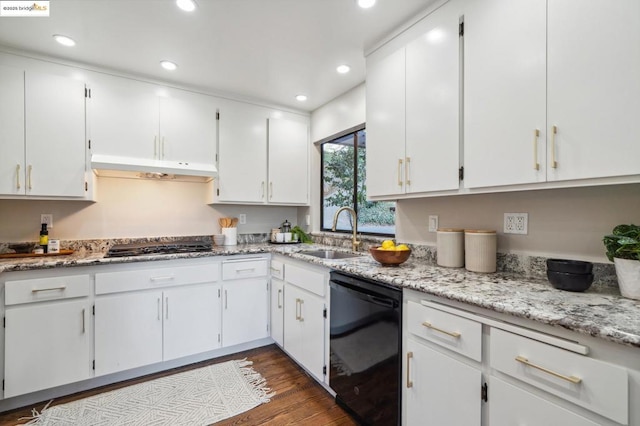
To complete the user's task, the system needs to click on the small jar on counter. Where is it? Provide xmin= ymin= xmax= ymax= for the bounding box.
xmin=437 ymin=228 xmax=465 ymax=268
xmin=464 ymin=230 xmax=497 ymax=273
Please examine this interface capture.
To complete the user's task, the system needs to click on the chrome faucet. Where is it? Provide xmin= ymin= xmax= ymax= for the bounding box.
xmin=331 ymin=206 xmax=360 ymax=252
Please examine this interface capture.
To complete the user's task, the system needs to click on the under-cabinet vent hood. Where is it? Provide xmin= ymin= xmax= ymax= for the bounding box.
xmin=91 ymin=154 xmax=217 ymax=182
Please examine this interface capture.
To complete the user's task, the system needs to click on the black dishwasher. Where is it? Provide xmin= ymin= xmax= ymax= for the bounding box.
xmin=329 ymin=271 xmax=402 ymax=426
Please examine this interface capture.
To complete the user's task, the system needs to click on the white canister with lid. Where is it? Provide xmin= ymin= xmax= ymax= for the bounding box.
xmin=437 ymin=228 xmax=464 ymax=268
xmin=464 ymin=230 xmax=497 ymax=273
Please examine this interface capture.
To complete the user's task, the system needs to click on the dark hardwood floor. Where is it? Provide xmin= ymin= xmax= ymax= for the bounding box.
xmin=0 ymin=345 xmax=359 ymax=425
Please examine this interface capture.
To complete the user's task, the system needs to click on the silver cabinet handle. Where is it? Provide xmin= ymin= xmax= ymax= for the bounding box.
xmin=32 ymin=286 xmax=66 ymax=293
xmin=157 ymin=297 xmax=161 ymax=320
xmin=277 ymin=289 xmax=282 ymax=309
xmin=27 ymin=164 xmax=32 ymax=190
xmin=154 ymin=136 xmax=158 ymax=159
xmin=82 ymin=308 xmax=86 ymax=333
xmin=406 ymin=351 xmax=414 ymax=388
xmin=295 ymin=298 xmax=300 ymax=320
xmin=270 ymin=267 xmax=281 ymax=274
xmin=270 ymin=182 xmax=273 ymax=200
xmin=299 ymin=298 xmax=304 ymax=322
xmin=165 ymin=296 xmax=169 ymax=320
xmin=225 ymin=290 xmax=228 ymax=309
xmin=150 ymin=275 xmax=175 ymax=282
xmin=515 ymin=355 xmax=582 ymax=384
xmin=550 ymin=125 xmax=558 ymax=168
xmin=533 ymin=129 xmax=540 ymax=170
xmin=161 ymin=137 xmax=165 ymax=159
xmin=261 ymin=181 xmax=265 ymax=199
xmin=16 ymin=164 xmax=20 ymax=190
xmin=397 ymin=159 xmax=403 ymax=186
xmin=421 ymin=321 xmax=461 ymax=338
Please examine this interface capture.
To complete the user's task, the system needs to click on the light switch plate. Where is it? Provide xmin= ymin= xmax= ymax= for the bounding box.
xmin=428 ymin=215 xmax=439 ymax=232
xmin=504 ymin=213 xmax=528 ymax=234
xmin=41 ymin=214 xmax=53 ymax=229
xmin=239 ymin=214 xmax=247 ymax=225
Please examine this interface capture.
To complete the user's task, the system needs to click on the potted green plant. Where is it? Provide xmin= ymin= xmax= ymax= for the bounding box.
xmin=603 ymin=224 xmax=640 ymax=300
xmin=291 ymin=226 xmax=313 ymax=243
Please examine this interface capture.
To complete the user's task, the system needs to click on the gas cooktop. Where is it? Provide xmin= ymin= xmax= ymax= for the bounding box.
xmin=105 ymin=241 xmax=213 ymax=258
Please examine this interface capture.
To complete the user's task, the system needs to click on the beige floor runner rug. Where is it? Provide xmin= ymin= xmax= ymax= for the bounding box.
xmin=24 ymin=359 xmax=273 ymax=426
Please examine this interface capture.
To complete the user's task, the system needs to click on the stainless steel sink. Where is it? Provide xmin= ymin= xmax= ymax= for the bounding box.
xmin=301 ymin=250 xmax=361 ymax=260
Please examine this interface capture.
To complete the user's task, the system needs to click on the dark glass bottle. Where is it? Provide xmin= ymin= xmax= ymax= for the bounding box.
xmin=39 ymin=223 xmax=49 ymax=253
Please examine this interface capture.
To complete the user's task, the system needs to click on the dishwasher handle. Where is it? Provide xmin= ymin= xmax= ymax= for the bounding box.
xmin=331 ymin=280 xmax=398 ymax=309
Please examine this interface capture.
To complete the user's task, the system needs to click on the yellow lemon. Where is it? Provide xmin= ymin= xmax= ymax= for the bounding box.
xmin=381 ymin=240 xmax=395 ymax=249
xmin=396 ymin=244 xmax=410 ymax=251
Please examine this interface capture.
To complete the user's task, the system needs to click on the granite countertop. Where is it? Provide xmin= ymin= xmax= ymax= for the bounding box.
xmin=1 ymin=243 xmax=639 ymax=349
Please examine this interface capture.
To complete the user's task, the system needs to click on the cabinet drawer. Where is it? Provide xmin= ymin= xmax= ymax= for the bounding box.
xmin=222 ymin=258 xmax=268 ymax=280
xmin=270 ymin=259 xmax=284 ymax=279
xmin=491 ymin=328 xmax=628 ymax=424
xmin=284 ymin=263 xmax=325 ymax=297
xmin=5 ymin=275 xmax=91 ymax=305
xmin=407 ymin=301 xmax=482 ymax=362
xmin=96 ymin=263 xmax=219 ymax=295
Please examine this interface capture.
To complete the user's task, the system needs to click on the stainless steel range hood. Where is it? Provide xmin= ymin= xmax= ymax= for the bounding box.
xmin=91 ymin=154 xmax=217 ymax=182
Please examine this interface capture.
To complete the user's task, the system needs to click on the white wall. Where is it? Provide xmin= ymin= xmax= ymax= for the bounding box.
xmin=0 ymin=176 xmax=297 ymax=241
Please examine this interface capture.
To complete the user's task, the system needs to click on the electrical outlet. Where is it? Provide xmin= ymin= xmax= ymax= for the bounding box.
xmin=239 ymin=214 xmax=247 ymax=225
xmin=41 ymin=214 xmax=53 ymax=229
xmin=428 ymin=215 xmax=439 ymax=232
xmin=305 ymin=215 xmax=310 ymax=226
xmin=504 ymin=213 xmax=528 ymax=234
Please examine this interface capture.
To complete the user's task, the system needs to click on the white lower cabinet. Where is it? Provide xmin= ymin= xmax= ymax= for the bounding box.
xmin=284 ymin=282 xmax=326 ymax=381
xmin=221 ymin=258 xmax=269 ymax=348
xmin=489 ymin=377 xmax=599 ymax=426
xmin=3 ymin=274 xmax=92 ymax=398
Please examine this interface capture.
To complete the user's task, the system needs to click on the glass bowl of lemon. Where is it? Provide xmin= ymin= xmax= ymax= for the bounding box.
xmin=369 ymin=240 xmax=411 ymax=266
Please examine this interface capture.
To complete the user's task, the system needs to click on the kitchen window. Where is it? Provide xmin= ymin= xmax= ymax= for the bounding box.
xmin=321 ymin=126 xmax=395 ymax=235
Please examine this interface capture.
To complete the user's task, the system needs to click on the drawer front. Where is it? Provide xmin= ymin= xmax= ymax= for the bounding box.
xmin=407 ymin=301 xmax=482 ymax=362
xmin=222 ymin=258 xmax=268 ymax=281
xmin=96 ymin=263 xmax=220 ymax=295
xmin=284 ymin=263 xmax=325 ymax=297
xmin=491 ymin=328 xmax=628 ymax=424
xmin=5 ymin=275 xmax=91 ymax=305
xmin=270 ymin=259 xmax=284 ymax=280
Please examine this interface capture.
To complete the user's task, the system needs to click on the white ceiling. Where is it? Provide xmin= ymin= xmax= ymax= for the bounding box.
xmin=0 ymin=0 xmax=436 ymax=112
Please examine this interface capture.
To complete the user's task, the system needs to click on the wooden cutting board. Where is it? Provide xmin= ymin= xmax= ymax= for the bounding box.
xmin=0 ymin=249 xmax=74 ymax=259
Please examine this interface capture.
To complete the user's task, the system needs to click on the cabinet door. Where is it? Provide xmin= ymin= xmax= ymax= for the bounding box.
xmin=217 ymin=101 xmax=268 ymax=203
xmin=159 ymin=92 xmax=217 ymax=164
xmin=0 ymin=65 xmax=25 ymax=196
xmin=366 ymin=48 xmax=407 ymax=198
xmin=547 ymin=0 xmax=640 ymax=182
xmin=270 ymin=277 xmax=285 ymax=347
xmin=25 ymin=71 xmax=86 ymax=197
xmin=267 ymin=118 xmax=309 ymax=204
xmin=90 ymin=74 xmax=159 ymax=159
xmin=405 ymin=338 xmax=481 ymax=426
xmin=490 ymin=377 xmax=599 ymax=426
xmin=163 ymin=284 xmax=221 ymax=361
xmin=405 ymin=3 xmax=460 ymax=193
xmin=95 ymin=291 xmax=163 ymax=376
xmin=4 ymin=300 xmax=92 ymax=397
xmin=222 ymin=278 xmax=269 ymax=347
xmin=284 ymin=282 xmax=303 ymax=361
xmin=464 ymin=0 xmax=546 ymax=188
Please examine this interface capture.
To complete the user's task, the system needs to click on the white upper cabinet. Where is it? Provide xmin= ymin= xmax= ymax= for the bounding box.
xmin=0 ymin=65 xmax=25 ymax=196
xmin=366 ymin=0 xmax=460 ymax=199
xmin=0 ymin=66 xmax=86 ymax=198
xmin=90 ymin=74 xmax=217 ymax=164
xmin=546 ymin=0 xmax=640 ymax=182
xmin=267 ymin=118 xmax=309 ymax=204
xmin=215 ymin=101 xmax=310 ymax=205
xmin=366 ymin=48 xmax=407 ymax=198
xmin=217 ymin=101 xmax=269 ymax=203
xmin=463 ymin=0 xmax=547 ymax=188
xmin=464 ymin=0 xmax=640 ymax=189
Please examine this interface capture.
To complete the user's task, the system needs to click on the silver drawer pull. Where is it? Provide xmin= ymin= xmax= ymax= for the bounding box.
xmin=406 ymin=351 xmax=414 ymax=388
xmin=270 ymin=267 xmax=281 ymax=274
xmin=515 ymin=355 xmax=582 ymax=384
xmin=32 ymin=286 xmax=66 ymax=293
xmin=150 ymin=275 xmax=175 ymax=281
xmin=421 ymin=321 xmax=461 ymax=338
xmin=235 ymin=268 xmax=255 ymax=273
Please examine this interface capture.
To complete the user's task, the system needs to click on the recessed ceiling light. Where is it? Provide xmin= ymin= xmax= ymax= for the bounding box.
xmin=358 ymin=0 xmax=376 ymax=9
xmin=53 ymin=34 xmax=76 ymax=47
xmin=160 ymin=60 xmax=178 ymax=71
xmin=176 ymin=0 xmax=197 ymax=12
xmin=296 ymin=94 xmax=308 ymax=102
xmin=336 ymin=65 xmax=351 ymax=74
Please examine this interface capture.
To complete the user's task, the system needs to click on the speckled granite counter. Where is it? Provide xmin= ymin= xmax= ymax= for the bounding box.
xmin=1 ymin=243 xmax=639 ymax=349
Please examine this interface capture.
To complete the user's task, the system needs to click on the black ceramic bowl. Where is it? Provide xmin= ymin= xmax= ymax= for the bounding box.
xmin=547 ymin=258 xmax=593 ymax=275
xmin=547 ymin=270 xmax=594 ymax=292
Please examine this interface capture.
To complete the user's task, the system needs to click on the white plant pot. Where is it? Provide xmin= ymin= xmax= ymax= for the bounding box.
xmin=614 ymin=258 xmax=640 ymax=300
